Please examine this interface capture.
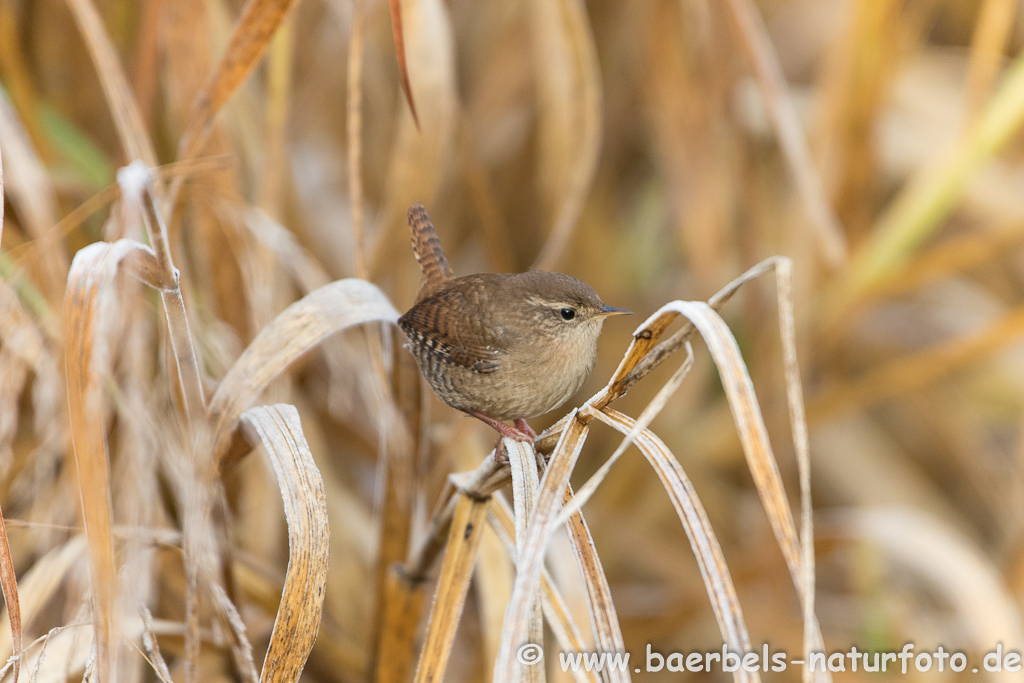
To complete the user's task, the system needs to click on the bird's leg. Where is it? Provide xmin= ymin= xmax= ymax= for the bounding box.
xmin=515 ymin=419 xmax=550 ymax=468
xmin=467 ymin=410 xmax=534 ymax=442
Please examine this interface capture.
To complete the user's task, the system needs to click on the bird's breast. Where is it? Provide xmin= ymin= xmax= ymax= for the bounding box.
xmin=496 ymin=329 xmax=599 ymax=418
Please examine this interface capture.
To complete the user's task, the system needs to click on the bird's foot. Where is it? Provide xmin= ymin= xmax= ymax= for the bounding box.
xmin=493 ymin=436 xmax=509 ymax=464
xmin=466 ymin=411 xmax=535 ymax=463
xmin=513 ymin=418 xmax=538 ymax=441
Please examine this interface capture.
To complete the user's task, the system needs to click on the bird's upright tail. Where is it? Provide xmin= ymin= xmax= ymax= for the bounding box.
xmin=408 ymin=203 xmax=454 ymax=301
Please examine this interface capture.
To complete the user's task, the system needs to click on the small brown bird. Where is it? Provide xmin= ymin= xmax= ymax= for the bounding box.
xmin=398 ymin=203 xmax=630 ymax=444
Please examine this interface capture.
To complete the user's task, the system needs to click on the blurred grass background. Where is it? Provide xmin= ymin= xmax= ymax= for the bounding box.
xmin=3 ymin=0 xmax=1024 ymax=680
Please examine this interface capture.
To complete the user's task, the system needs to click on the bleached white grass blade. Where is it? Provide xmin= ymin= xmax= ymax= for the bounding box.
xmin=773 ymin=259 xmax=824 ymax=683
xmin=209 ymin=279 xmax=400 ymax=466
xmin=559 ymin=486 xmax=630 ymax=683
xmin=592 ymin=409 xmax=757 ymax=683
xmin=506 ymin=438 xmax=545 ymax=683
xmin=488 ymin=496 xmax=599 ymax=683
xmin=622 ymin=297 xmax=829 ymax=682
xmin=493 ymin=413 xmax=590 ymax=683
xmin=65 ymin=239 xmax=164 ymax=682
xmin=554 ymin=342 xmax=694 ymax=528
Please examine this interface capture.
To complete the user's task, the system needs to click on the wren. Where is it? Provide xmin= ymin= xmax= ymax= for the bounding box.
xmin=398 ymin=203 xmax=630 ymax=444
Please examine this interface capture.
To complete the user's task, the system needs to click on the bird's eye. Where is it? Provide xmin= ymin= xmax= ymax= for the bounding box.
xmin=559 ymin=307 xmax=576 ymax=321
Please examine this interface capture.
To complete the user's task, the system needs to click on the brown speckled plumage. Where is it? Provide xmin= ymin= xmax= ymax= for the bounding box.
xmin=398 ymin=204 xmax=629 ymax=432
xmin=407 ymin=203 xmax=454 ymax=301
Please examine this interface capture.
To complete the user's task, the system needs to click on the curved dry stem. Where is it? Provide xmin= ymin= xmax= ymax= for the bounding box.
xmin=240 ymin=405 xmax=330 ymax=682
xmin=0 ymin=501 xmax=20 ymax=683
xmin=593 ymin=408 xmax=758 ymax=683
xmin=559 ymin=484 xmax=630 ymax=683
xmin=208 ymin=278 xmax=400 ymax=468
xmin=166 ymin=0 xmax=301 ymax=220
xmin=65 ymin=239 xmax=157 ymax=682
xmin=556 ymin=342 xmax=695 ymax=526
xmin=487 ymin=496 xmax=600 ymax=683
xmin=492 ymin=413 xmax=590 ymax=683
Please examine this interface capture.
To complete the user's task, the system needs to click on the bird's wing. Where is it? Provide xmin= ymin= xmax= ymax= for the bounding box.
xmin=408 ymin=203 xmax=455 ymax=302
xmin=398 ymin=287 xmax=505 ymax=374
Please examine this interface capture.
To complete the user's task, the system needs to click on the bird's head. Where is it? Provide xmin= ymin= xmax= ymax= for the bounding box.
xmin=513 ymin=271 xmax=631 ymax=346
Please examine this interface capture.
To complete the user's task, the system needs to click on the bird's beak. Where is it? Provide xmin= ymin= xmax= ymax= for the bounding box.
xmin=599 ymin=305 xmax=632 ymax=317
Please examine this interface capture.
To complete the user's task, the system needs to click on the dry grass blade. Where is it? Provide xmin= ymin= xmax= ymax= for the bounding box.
xmin=0 ymin=501 xmax=20 ymax=683
xmin=212 ymin=582 xmax=259 ymax=683
xmin=388 ymin=0 xmax=420 ymax=129
xmin=368 ymin=0 xmax=456 ymax=277
xmin=488 ymin=496 xmax=598 ymax=683
xmin=119 ymin=163 xmax=212 ymax=683
xmin=506 ymin=439 xmax=544 ymax=683
xmin=636 ymin=298 xmax=829 ymax=678
xmin=530 ymin=259 xmax=782 ymax=486
xmin=412 ymin=494 xmax=488 ymax=683
xmin=15 ymin=623 xmax=93 ymax=682
xmin=557 ymin=343 xmax=695 ymax=526
xmin=532 ymin=0 xmax=602 ymax=271
xmin=721 ymin=0 xmax=847 ymax=268
xmin=240 ymin=405 xmax=330 ymax=682
xmin=375 ymin=566 xmax=428 ymax=683
xmin=208 ymin=279 xmax=400 ymax=467
xmin=601 ymin=258 xmax=783 ymax=411
xmin=638 ymin=300 xmax=801 ymax=578
xmin=139 ymin=603 xmax=173 ymax=683
xmin=177 ymin=0 xmax=300 ymax=163
xmin=593 ymin=408 xmax=758 ymax=683
xmin=421 ymin=462 xmax=624 ymax=682
xmin=65 ymin=239 xmax=157 ymax=682
xmin=494 ymin=413 xmax=589 ymax=683
xmin=773 ymin=260 xmax=824 ymax=683
xmin=559 ymin=486 xmax=629 ymax=683
xmin=64 ymin=0 xmax=157 ymax=165
xmin=128 ymin=166 xmax=207 ymax=434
